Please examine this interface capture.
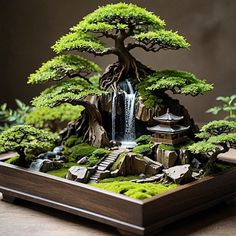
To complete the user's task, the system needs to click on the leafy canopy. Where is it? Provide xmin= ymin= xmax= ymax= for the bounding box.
xmin=206 ymin=94 xmax=236 ymax=120
xmin=146 ymin=70 xmax=213 ymax=95
xmin=52 ymin=3 xmax=189 ymax=56
xmin=25 ymin=104 xmax=84 ymax=129
xmin=0 ymin=125 xmax=59 ymax=158
xmin=188 ymin=120 xmax=236 ymax=154
xmin=28 ymin=55 xmax=101 ymax=84
xmin=32 ymin=77 xmax=107 ymax=108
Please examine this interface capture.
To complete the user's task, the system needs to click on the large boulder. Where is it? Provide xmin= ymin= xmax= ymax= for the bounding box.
xmin=116 ymin=152 xmax=162 ymax=176
xmin=163 ymin=164 xmax=192 ymax=184
xmin=156 ymin=148 xmax=178 ymax=168
xmin=66 ymin=166 xmax=90 ymax=183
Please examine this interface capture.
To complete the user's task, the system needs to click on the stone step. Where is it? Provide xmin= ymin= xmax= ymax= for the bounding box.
xmin=90 ymin=176 xmax=99 ymax=180
xmin=97 ymin=166 xmax=107 ymax=171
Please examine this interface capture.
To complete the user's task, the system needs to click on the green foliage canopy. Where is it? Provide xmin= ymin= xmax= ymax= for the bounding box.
xmin=28 ymin=55 xmax=101 ymax=84
xmin=32 ymin=77 xmax=106 ymax=108
xmin=25 ymin=104 xmax=84 ymax=129
xmin=52 ymin=3 xmax=189 ymax=56
xmin=0 ymin=125 xmax=59 ymax=160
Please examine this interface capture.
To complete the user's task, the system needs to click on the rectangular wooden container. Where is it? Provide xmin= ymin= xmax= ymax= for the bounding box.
xmin=0 ymin=157 xmax=236 ymax=236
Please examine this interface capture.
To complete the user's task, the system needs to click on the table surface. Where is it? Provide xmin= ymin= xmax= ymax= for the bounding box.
xmin=0 ymin=149 xmax=236 ymax=236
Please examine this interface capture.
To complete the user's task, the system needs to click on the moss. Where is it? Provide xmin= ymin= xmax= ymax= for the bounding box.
xmin=100 ymin=176 xmax=138 ymax=183
xmin=158 ymin=144 xmax=177 ymax=151
xmin=5 ymin=155 xmax=20 ymax=164
xmin=91 ymin=181 xmax=178 ymax=200
xmin=88 ymin=156 xmax=99 ymax=167
xmin=92 ymin=148 xmax=111 ymax=158
xmin=64 ymin=135 xmax=84 ymax=148
xmin=135 ymin=135 xmax=151 ymax=145
xmin=133 ymin=144 xmax=152 ymax=156
xmin=111 ymin=152 xmax=126 ymax=171
xmin=46 ymin=168 xmax=68 ymax=178
xmin=67 ymin=143 xmax=96 ymax=162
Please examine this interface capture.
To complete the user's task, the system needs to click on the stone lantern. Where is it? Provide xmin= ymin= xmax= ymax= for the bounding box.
xmin=147 ymin=108 xmax=190 ymax=145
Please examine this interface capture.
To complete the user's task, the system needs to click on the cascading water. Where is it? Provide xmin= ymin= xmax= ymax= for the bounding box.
xmin=111 ymin=92 xmax=117 ymax=141
xmin=123 ymin=80 xmax=136 ymax=142
xmin=110 ymin=79 xmax=137 ymax=148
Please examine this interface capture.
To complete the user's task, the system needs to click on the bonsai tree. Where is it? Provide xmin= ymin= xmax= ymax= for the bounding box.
xmin=29 ymin=3 xmax=213 ymax=146
xmin=206 ymin=94 xmax=236 ymax=121
xmin=188 ymin=120 xmax=236 ymax=171
xmin=0 ymin=125 xmax=59 ymax=166
xmin=28 ymin=56 xmax=108 ymax=147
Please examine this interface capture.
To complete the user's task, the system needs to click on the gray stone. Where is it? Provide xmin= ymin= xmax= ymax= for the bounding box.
xmin=99 ymin=170 xmax=110 ymax=180
xmin=55 ymin=155 xmax=67 ymax=162
xmin=179 ymin=149 xmax=190 ymax=165
xmin=163 ymin=164 xmax=192 ymax=184
xmin=53 ymin=146 xmax=64 ymax=155
xmin=77 ymin=156 xmax=88 ymax=165
xmin=38 ymin=152 xmax=56 ymax=160
xmin=191 ymin=158 xmax=202 ymax=169
xmin=66 ymin=166 xmax=90 ymax=183
xmin=110 ymin=169 xmax=119 ymax=177
xmin=156 ymin=148 xmax=178 ymax=168
xmin=139 ymin=173 xmax=146 ymax=179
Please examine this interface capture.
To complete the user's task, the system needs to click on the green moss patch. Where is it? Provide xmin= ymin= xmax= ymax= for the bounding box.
xmin=100 ymin=176 xmax=138 ymax=183
xmin=64 ymin=135 xmax=84 ymax=148
xmin=91 ymin=181 xmax=178 ymax=200
xmin=46 ymin=168 xmax=68 ymax=178
xmin=92 ymin=148 xmax=111 ymax=158
xmin=133 ymin=144 xmax=152 ymax=156
xmin=135 ymin=135 xmax=151 ymax=145
xmin=5 ymin=155 xmax=20 ymax=164
xmin=111 ymin=152 xmax=126 ymax=171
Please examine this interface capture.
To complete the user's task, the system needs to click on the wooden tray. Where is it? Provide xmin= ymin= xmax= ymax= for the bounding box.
xmin=0 ymin=154 xmax=236 ymax=236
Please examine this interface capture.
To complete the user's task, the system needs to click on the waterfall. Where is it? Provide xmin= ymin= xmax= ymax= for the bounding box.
xmin=111 ymin=92 xmax=117 ymax=141
xmin=29 ymin=159 xmax=45 ymax=171
xmin=124 ymin=80 xmax=136 ymax=141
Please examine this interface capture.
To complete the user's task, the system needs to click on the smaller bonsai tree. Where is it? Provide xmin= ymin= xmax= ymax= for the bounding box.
xmin=206 ymin=94 xmax=236 ymax=121
xmin=188 ymin=120 xmax=236 ymax=172
xmin=0 ymin=125 xmax=59 ymax=166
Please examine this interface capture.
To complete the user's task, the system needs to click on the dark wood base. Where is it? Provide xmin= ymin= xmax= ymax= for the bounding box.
xmin=0 ymin=157 xmax=236 ymax=236
xmin=2 ymin=193 xmax=16 ymax=203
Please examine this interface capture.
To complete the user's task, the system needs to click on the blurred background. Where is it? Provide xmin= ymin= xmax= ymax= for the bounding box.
xmin=0 ymin=0 xmax=236 ymax=123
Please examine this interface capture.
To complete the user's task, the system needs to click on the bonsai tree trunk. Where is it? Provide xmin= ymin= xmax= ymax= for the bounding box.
xmin=100 ymin=30 xmax=154 ymax=91
xmin=60 ymin=101 xmax=109 ymax=148
xmin=205 ymin=144 xmax=229 ymax=171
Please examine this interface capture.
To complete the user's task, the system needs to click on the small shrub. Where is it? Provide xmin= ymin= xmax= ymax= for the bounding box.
xmin=135 ymin=135 xmax=151 ymax=145
xmin=88 ymin=156 xmax=99 ymax=167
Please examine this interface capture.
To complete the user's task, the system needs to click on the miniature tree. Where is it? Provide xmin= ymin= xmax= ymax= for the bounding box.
xmin=28 ymin=56 xmax=108 ymax=147
xmin=188 ymin=120 xmax=236 ymax=171
xmin=29 ymin=3 xmax=213 ymax=146
xmin=0 ymin=125 xmax=59 ymax=166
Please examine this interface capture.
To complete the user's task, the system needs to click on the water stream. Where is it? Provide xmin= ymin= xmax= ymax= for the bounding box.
xmin=111 ymin=79 xmax=137 ymax=148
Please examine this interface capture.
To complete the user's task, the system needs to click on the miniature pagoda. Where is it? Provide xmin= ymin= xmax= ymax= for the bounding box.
xmin=147 ymin=108 xmax=190 ymax=145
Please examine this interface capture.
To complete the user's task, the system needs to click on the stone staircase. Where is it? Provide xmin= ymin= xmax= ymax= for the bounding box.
xmin=89 ymin=149 xmax=126 ymax=182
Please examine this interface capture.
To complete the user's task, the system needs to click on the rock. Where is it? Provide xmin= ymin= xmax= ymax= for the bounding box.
xmin=139 ymin=173 xmax=146 ymax=179
xmin=132 ymin=173 xmax=164 ymax=183
xmin=29 ymin=159 xmax=63 ymax=172
xmin=38 ymin=152 xmax=56 ymax=160
xmin=55 ymin=155 xmax=67 ymax=162
xmin=77 ymin=156 xmax=88 ymax=165
xmin=156 ymin=148 xmax=178 ymax=168
xmin=99 ymin=170 xmax=110 ymax=180
xmin=53 ymin=146 xmax=64 ymax=155
xmin=163 ymin=164 xmax=192 ymax=184
xmin=191 ymin=158 xmax=202 ymax=169
xmin=179 ymin=149 xmax=190 ymax=165
xmin=66 ymin=166 xmax=90 ymax=183
xmin=110 ymin=169 xmax=119 ymax=177
xmin=116 ymin=152 xmax=162 ymax=176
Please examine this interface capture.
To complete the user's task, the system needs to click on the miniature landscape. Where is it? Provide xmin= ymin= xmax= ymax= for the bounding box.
xmin=0 ymin=3 xmax=236 ymax=202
